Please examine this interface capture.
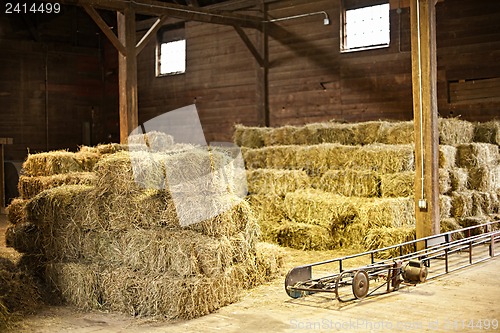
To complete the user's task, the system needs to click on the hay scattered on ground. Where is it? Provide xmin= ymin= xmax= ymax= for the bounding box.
xmin=439 ymin=118 xmax=475 ymax=145
xmin=380 ymin=171 xmax=414 ymax=197
xmin=246 ymin=169 xmax=310 ymax=196
xmin=474 ymin=120 xmax=500 ymax=145
xmin=319 ymin=170 xmax=379 ymax=197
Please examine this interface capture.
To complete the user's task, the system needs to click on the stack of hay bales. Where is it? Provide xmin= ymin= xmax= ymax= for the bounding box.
xmin=236 ymin=118 xmax=500 ymax=253
xmin=5 ymin=136 xmax=283 ymax=319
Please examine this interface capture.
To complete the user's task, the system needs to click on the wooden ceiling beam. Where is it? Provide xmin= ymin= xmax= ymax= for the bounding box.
xmin=42 ymin=0 xmax=262 ymax=29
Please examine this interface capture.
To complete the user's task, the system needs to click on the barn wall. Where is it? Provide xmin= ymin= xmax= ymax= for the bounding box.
xmin=0 ymin=9 xmax=118 ymax=161
xmin=137 ymin=23 xmax=260 ymax=144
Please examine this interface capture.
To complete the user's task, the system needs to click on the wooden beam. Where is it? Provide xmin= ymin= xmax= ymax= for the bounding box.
xmin=0 ymin=139 xmax=13 ymax=211
xmin=83 ymin=4 xmax=127 ymax=55
xmin=411 ymin=0 xmax=440 ymax=248
xmin=118 ymin=8 xmax=139 ymax=143
xmin=136 ymin=15 xmax=168 ymax=56
xmin=233 ymin=26 xmax=266 ymax=68
xmin=42 ymin=0 xmax=262 ymax=29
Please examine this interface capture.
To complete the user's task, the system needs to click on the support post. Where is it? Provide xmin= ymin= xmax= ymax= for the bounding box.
xmin=0 ymin=138 xmax=13 ymax=213
xmin=118 ymin=8 xmax=139 ymax=143
xmin=411 ymin=0 xmax=440 ymax=249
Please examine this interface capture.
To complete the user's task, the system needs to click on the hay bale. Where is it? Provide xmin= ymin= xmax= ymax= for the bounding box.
xmin=274 ymin=220 xmax=333 ymax=250
xmin=439 ymin=145 xmax=457 ymax=169
xmin=353 ymin=121 xmax=384 ymax=145
xmin=246 ymin=169 xmax=311 ymax=196
xmin=449 ymin=168 xmax=468 ymax=191
xmin=357 ymin=197 xmax=416 ymax=228
xmin=284 ymin=190 xmax=358 ymax=228
xmin=440 ymin=195 xmax=452 ymax=219
xmin=440 ymin=218 xmax=463 ymax=235
xmin=100 ymin=264 xmax=247 ymax=319
xmin=346 ymin=144 xmax=415 ymax=173
xmin=264 ymin=145 xmax=300 ymax=170
xmin=246 ymin=194 xmax=286 ymax=242
xmin=439 ymin=168 xmax=452 ymax=194
xmin=45 ymin=262 xmax=102 ymax=310
xmin=22 ymin=151 xmax=84 ymax=176
xmin=261 ymin=125 xmax=301 ymax=146
xmin=468 ymin=166 xmax=499 ymax=192
xmin=18 ymin=172 xmax=95 ymax=199
xmin=295 ymin=144 xmax=355 ymax=176
xmin=450 ymin=191 xmax=473 ymax=218
xmin=377 ymin=121 xmax=414 ymax=144
xmin=6 ymin=198 xmax=27 ymax=225
xmin=254 ymin=242 xmax=284 ymax=282
xmin=233 ymin=125 xmax=269 ymax=148
xmin=305 ymin=122 xmax=355 ymax=145
xmin=241 ymin=147 xmax=267 ymax=169
xmin=380 ymin=172 xmax=414 ymax=197
xmin=471 ymin=191 xmax=494 ymax=216
xmin=319 ymin=170 xmax=380 ymax=197
xmin=80 ymin=143 xmax=129 ymax=155
xmin=5 ymin=223 xmax=42 ymax=254
xmin=362 ymin=226 xmax=416 ymax=259
xmin=439 ymin=118 xmax=475 ymax=144
xmin=456 ymin=143 xmax=500 ymax=169
xmin=474 ymin=120 xmax=500 ymax=145
xmin=458 ymin=217 xmax=490 ymax=235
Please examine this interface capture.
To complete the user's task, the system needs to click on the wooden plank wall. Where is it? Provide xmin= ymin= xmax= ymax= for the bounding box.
xmin=137 ymin=23 xmax=260 ymax=143
xmin=0 ymin=9 xmax=118 ymax=161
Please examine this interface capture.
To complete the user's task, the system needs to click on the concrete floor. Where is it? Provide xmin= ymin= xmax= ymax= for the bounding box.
xmin=2 ymin=213 xmax=500 ymax=333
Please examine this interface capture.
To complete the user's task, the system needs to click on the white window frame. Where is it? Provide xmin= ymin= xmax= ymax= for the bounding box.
xmin=341 ymin=1 xmax=390 ymax=53
xmin=156 ymin=24 xmax=186 ymax=77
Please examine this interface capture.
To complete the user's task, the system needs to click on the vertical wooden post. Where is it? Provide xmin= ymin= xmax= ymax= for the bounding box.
xmin=257 ymin=1 xmax=269 ymax=127
xmin=117 ymin=8 xmax=138 ymax=144
xmin=0 ymin=138 xmax=13 ymax=213
xmin=410 ymin=0 xmax=440 ymax=249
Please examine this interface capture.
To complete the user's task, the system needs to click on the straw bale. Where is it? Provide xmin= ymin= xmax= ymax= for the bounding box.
xmin=264 ymin=145 xmax=300 ymax=170
xmin=80 ymin=143 xmax=129 ymax=155
xmin=468 ymin=166 xmax=498 ymax=192
xmin=262 ymin=125 xmax=301 ymax=146
xmin=305 ymin=122 xmax=355 ymax=145
xmin=439 ymin=168 xmax=452 ymax=194
xmin=471 ymin=191 xmax=494 ymax=216
xmin=6 ymin=198 xmax=27 ymax=225
xmin=284 ymin=190 xmax=358 ymax=228
xmin=93 ymin=151 xmax=166 ymax=196
xmin=440 ymin=195 xmax=452 ymax=219
xmin=456 ymin=143 xmax=500 ymax=169
xmin=377 ymin=121 xmax=414 ymax=144
xmin=5 ymin=223 xmax=42 ymax=254
xmin=233 ymin=125 xmax=270 ymax=148
xmin=45 ymin=262 xmax=102 ymax=310
xmin=440 ymin=218 xmax=463 ymax=236
xmin=353 ymin=121 xmax=384 ymax=145
xmin=241 ymin=147 xmax=267 ymax=169
xmin=474 ymin=120 xmax=500 ymax=145
xmin=457 ymin=217 xmax=490 ymax=235
xmin=439 ymin=145 xmax=457 ymax=169
xmin=254 ymin=242 xmax=284 ymax=281
xmin=26 ymin=184 xmax=96 ymax=229
xmin=246 ymin=169 xmax=310 ymax=196
xmin=145 ymin=131 xmax=175 ymax=151
xmin=380 ymin=171 xmax=414 ymax=197
xmin=0 ymin=256 xmax=40 ymax=326
xmin=449 ymin=168 xmax=468 ymax=192
xmin=346 ymin=144 xmax=415 ymax=173
xmin=357 ymin=197 xmax=416 ymax=228
xmin=18 ymin=172 xmax=95 ymax=199
xmin=246 ymin=194 xmax=285 ymax=242
xmin=450 ymin=191 xmax=473 ymax=218
xmin=439 ymin=118 xmax=474 ymax=145
xmin=319 ymin=169 xmax=380 ymax=197
xmin=274 ymin=220 xmax=333 ymax=250
xmin=100 ymin=264 xmax=248 ymax=319
xmin=22 ymin=151 xmax=84 ymax=176
xmin=362 ymin=226 xmax=416 ymax=259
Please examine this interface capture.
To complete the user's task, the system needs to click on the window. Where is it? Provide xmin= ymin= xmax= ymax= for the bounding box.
xmin=157 ymin=24 xmax=186 ymax=76
xmin=341 ymin=1 xmax=390 ymax=52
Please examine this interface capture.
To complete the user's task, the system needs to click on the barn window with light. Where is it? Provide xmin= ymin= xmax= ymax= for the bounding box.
xmin=157 ymin=24 xmax=186 ymax=76
xmin=341 ymin=1 xmax=390 ymax=52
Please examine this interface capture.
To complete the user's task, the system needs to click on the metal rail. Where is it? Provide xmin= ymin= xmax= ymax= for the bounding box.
xmin=285 ymin=220 xmax=500 ymax=301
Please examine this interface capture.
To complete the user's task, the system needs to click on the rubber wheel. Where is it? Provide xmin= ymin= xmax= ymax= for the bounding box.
xmin=352 ymin=270 xmax=370 ymax=299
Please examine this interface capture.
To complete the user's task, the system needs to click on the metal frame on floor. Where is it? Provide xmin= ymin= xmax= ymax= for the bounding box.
xmin=285 ymin=220 xmax=500 ymax=302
